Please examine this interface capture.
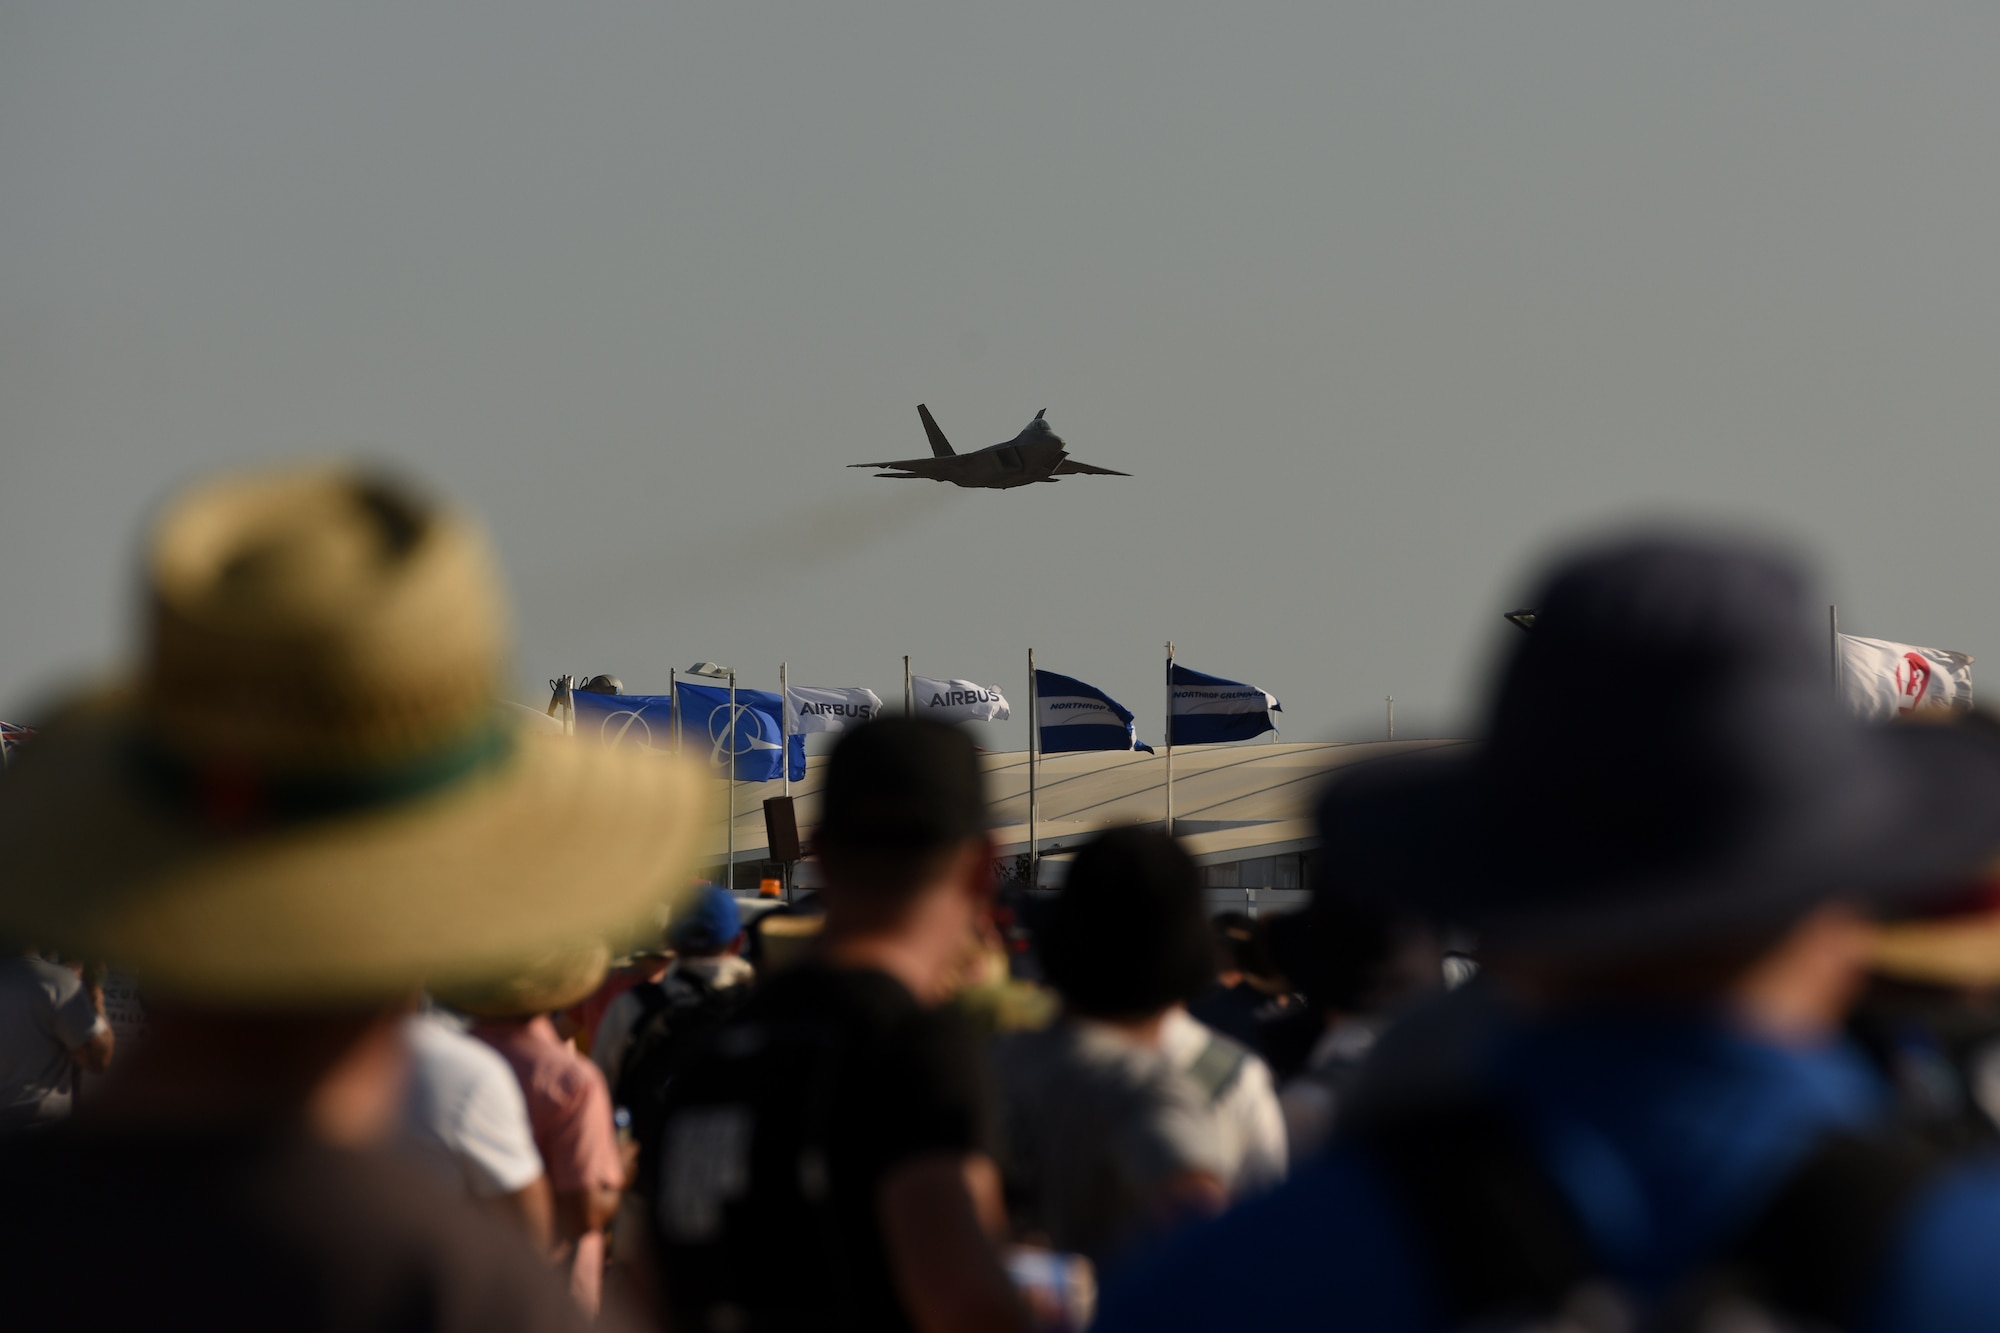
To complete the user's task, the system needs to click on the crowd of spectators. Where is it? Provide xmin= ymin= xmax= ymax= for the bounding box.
xmin=17 ymin=466 xmax=2000 ymax=1333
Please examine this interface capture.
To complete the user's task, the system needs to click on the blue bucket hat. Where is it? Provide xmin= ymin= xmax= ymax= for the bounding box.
xmin=671 ymin=882 xmax=743 ymax=954
xmin=1313 ymin=533 xmax=2000 ymax=959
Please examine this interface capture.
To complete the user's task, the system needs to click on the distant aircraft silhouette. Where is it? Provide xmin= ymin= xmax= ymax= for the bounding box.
xmin=849 ymin=405 xmax=1130 ymax=488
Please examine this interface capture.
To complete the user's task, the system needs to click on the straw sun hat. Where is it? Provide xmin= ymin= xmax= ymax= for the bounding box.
xmin=0 ymin=467 xmax=708 ymax=1005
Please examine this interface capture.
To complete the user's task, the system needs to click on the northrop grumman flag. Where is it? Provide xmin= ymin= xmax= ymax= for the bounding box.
xmin=786 ymin=684 xmax=885 ymax=735
xmin=1169 ymin=664 xmax=1282 ymax=745
xmin=1035 ymin=670 xmax=1154 ymax=753
xmin=1838 ymin=633 xmax=1974 ymax=720
xmin=674 ymin=681 xmax=807 ymax=781
xmin=913 ymin=676 xmax=1010 ymax=723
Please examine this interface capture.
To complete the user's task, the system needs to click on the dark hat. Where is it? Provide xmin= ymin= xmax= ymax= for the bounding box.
xmin=817 ymin=718 xmax=987 ymax=853
xmin=1316 ymin=534 xmax=2000 ymax=959
xmin=1039 ymin=827 xmax=1215 ymax=1019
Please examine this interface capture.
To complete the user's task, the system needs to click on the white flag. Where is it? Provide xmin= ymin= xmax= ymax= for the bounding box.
xmin=785 ymin=684 xmax=885 ymax=734
xmin=912 ymin=676 xmax=1010 ymax=723
xmin=1837 ymin=633 xmax=1973 ymax=720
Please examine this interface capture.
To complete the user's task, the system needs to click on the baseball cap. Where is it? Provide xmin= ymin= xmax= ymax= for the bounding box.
xmin=670 ymin=882 xmax=743 ymax=953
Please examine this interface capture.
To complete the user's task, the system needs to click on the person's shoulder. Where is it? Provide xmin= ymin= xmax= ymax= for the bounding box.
xmin=1868 ymin=1156 xmax=2000 ymax=1331
xmin=0 ymin=1131 xmax=589 ymax=1332
xmin=1095 ymin=1147 xmax=1435 ymax=1332
xmin=749 ymin=962 xmax=924 ymax=1033
xmin=1170 ymin=1010 xmax=1272 ymax=1093
xmin=408 ymin=1014 xmax=515 ymax=1083
xmin=538 ymin=1040 xmax=610 ymax=1106
xmin=6 ymin=954 xmax=79 ymax=1000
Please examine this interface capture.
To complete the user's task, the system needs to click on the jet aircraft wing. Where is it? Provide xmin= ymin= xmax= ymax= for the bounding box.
xmin=1050 ymin=459 xmax=1130 ymax=476
xmin=849 ymin=457 xmax=950 ymax=472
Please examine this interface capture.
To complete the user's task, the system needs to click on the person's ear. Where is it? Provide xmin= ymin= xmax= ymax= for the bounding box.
xmin=959 ymin=834 xmax=999 ymax=903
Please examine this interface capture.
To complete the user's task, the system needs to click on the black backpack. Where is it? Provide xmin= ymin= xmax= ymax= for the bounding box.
xmin=1367 ymin=1103 xmax=1937 ymax=1333
xmin=613 ymin=972 xmax=749 ymax=1172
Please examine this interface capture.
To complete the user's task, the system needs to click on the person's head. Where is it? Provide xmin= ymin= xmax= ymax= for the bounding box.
xmin=1039 ymin=827 xmax=1215 ymax=1023
xmin=1210 ymin=911 xmax=1285 ymax=991
xmin=1308 ymin=532 xmax=2000 ymax=1035
xmin=814 ymin=718 xmax=994 ymax=937
xmin=671 ymin=882 xmax=745 ymax=958
xmin=0 ymin=466 xmax=708 ymax=1130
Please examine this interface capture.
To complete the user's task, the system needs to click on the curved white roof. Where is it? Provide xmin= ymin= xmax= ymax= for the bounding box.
xmin=708 ymin=738 xmax=1469 ymax=866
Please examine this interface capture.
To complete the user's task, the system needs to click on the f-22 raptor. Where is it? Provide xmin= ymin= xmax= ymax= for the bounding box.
xmin=850 ymin=405 xmax=1130 ymax=489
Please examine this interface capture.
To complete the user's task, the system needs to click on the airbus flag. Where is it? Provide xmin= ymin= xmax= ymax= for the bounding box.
xmin=913 ymin=676 xmax=1010 ymax=724
xmin=674 ymin=681 xmax=806 ymax=782
xmin=1837 ymin=633 xmax=1973 ymax=720
xmin=785 ymin=684 xmax=885 ymax=735
xmin=1035 ymin=670 xmax=1153 ymax=754
xmin=1168 ymin=663 xmax=1282 ymax=745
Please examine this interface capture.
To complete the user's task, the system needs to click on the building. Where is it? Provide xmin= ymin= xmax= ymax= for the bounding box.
xmin=705 ymin=738 xmax=1467 ymax=915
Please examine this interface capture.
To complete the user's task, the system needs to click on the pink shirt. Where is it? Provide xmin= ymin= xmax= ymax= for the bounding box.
xmin=473 ymin=1015 xmax=624 ymax=1315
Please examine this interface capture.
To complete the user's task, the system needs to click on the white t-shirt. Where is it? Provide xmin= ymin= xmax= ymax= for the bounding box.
xmin=1159 ymin=1007 xmax=1289 ymax=1195
xmin=401 ymin=1012 xmax=545 ymax=1198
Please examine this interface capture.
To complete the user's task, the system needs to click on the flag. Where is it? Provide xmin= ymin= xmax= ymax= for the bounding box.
xmin=674 ymin=681 xmax=806 ymax=782
xmin=785 ymin=684 xmax=885 ymax=735
xmin=1035 ymin=670 xmax=1153 ymax=754
xmin=571 ymin=690 xmax=679 ymax=750
xmin=0 ymin=721 xmax=33 ymax=765
xmin=913 ymin=676 xmax=1010 ymax=723
xmin=1168 ymin=663 xmax=1281 ymax=745
xmin=1837 ymin=633 xmax=1974 ymax=720
xmin=572 ymin=687 xmax=805 ymax=781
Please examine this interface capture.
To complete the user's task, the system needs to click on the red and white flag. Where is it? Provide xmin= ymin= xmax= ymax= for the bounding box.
xmin=0 ymin=721 xmax=32 ymax=765
xmin=1837 ymin=634 xmax=1974 ymax=720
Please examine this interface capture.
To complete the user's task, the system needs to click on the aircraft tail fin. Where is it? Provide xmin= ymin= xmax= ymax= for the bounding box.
xmin=918 ymin=404 xmax=954 ymax=457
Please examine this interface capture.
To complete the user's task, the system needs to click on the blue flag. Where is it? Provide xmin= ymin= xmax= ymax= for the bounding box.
xmin=1168 ymin=663 xmax=1282 ymax=745
xmin=673 ymin=680 xmax=806 ymax=782
xmin=1034 ymin=669 xmax=1154 ymax=754
xmin=571 ymin=690 xmax=678 ymax=750
xmin=571 ymin=686 xmax=804 ymax=781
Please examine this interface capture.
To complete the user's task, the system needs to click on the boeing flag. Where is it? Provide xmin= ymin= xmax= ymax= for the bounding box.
xmin=1035 ymin=670 xmax=1154 ymax=754
xmin=1168 ymin=663 xmax=1282 ymax=745
xmin=571 ymin=690 xmax=677 ymax=750
xmin=674 ymin=681 xmax=806 ymax=782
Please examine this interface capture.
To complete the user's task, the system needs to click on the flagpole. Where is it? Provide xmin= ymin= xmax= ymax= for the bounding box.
xmin=781 ymin=661 xmax=791 ymax=800
xmin=1028 ymin=648 xmax=1038 ymax=891
xmin=669 ymin=668 xmax=679 ymax=754
xmin=1386 ymin=696 xmax=1394 ymax=741
xmin=563 ymin=674 xmax=575 ymax=737
xmin=1829 ymin=605 xmax=1840 ymax=699
xmin=727 ymin=668 xmax=737 ymax=893
xmin=1164 ymin=641 xmax=1175 ymax=839
xmin=904 ymin=655 xmax=914 ymax=716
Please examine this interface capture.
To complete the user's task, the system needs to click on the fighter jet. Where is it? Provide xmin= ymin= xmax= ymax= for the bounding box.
xmin=849 ymin=405 xmax=1130 ymax=488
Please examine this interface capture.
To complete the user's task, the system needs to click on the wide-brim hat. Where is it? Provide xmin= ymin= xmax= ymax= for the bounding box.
xmin=433 ymin=939 xmax=615 ymax=1019
xmin=0 ymin=467 xmax=710 ymax=1004
xmin=1312 ymin=536 xmax=2000 ymax=960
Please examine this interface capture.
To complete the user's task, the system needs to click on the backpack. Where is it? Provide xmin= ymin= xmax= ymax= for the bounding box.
xmin=1366 ymin=1102 xmax=1937 ymax=1333
xmin=613 ymin=971 xmax=749 ymax=1171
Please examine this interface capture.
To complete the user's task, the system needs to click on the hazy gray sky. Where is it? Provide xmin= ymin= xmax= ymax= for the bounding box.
xmin=8 ymin=3 xmax=2000 ymax=749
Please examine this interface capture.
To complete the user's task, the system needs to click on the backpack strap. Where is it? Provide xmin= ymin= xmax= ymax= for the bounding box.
xmin=1715 ymin=1132 xmax=1938 ymax=1328
xmin=1366 ymin=1104 xmax=1596 ymax=1325
xmin=1185 ymin=1034 xmax=1250 ymax=1105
